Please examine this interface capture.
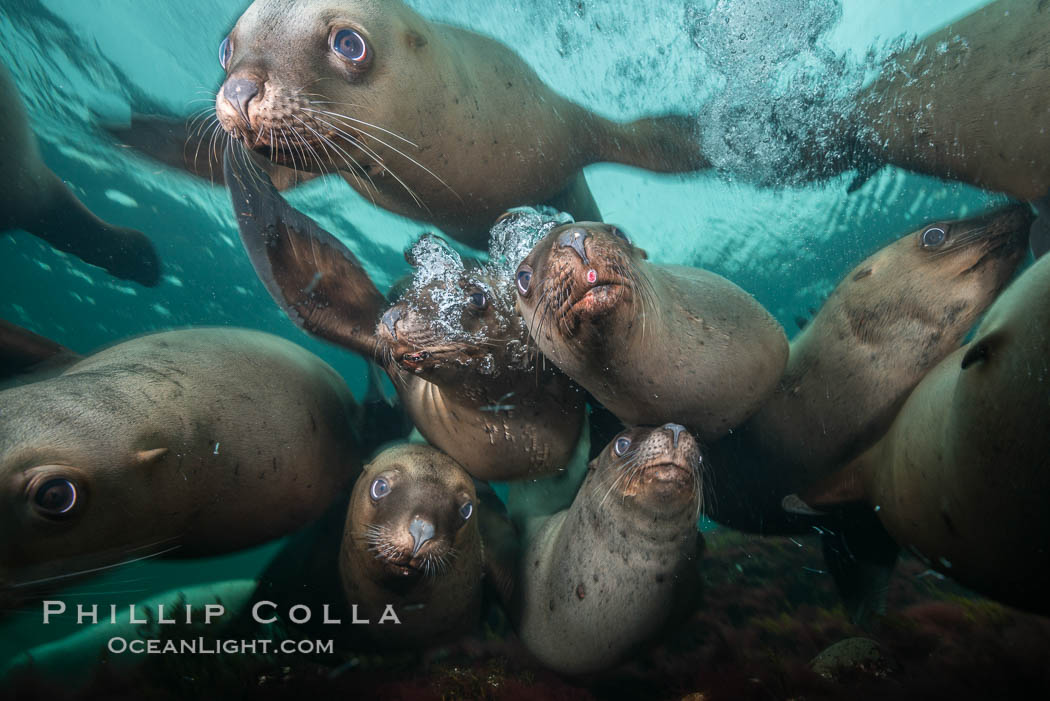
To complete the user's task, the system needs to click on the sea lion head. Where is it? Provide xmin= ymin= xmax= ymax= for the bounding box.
xmin=376 ymin=233 xmax=529 ymax=383
xmin=833 ymin=204 xmax=1032 ymax=350
xmin=0 ymin=386 xmax=173 ymax=608
xmin=585 ymin=424 xmax=705 ymax=521
xmin=514 ymin=221 xmax=650 ymax=346
xmin=345 ymin=444 xmax=479 ymax=581
xmin=215 ymin=0 xmax=432 ymax=174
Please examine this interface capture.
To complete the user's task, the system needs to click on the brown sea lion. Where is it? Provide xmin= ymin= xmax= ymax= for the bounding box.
xmin=515 ymin=424 xmax=705 ymax=676
xmin=708 ymin=204 xmax=1033 ymax=534
xmin=338 ymin=443 xmax=484 ymax=648
xmin=225 ymin=147 xmax=585 ymax=481
xmin=115 ymin=0 xmax=707 ymax=246
xmin=513 ymin=221 xmax=788 ymax=440
xmin=0 ymin=325 xmax=361 ymax=610
xmin=0 ymin=62 xmax=160 ymax=287
xmin=800 ymin=250 xmax=1050 ymax=615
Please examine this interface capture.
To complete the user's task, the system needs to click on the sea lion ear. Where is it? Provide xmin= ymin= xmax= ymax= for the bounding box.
xmin=132 ymin=448 xmax=169 ymax=466
xmin=635 ymin=247 xmax=649 ymax=260
xmin=961 ymin=331 xmax=1005 ymax=370
xmin=404 ymin=30 xmax=427 ymax=49
xmin=224 ymin=146 xmax=387 ymax=358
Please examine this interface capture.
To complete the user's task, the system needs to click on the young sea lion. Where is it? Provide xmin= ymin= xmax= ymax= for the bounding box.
xmin=799 ymin=251 xmax=1050 ymax=616
xmin=0 ymin=326 xmax=361 ymax=610
xmin=225 ymin=148 xmax=585 ymax=481
xmin=114 ymin=0 xmax=706 ymax=246
xmin=0 ymin=62 xmax=159 ymax=287
xmin=513 ymin=221 xmax=787 ymax=440
xmin=515 ymin=424 xmax=706 ymax=676
xmin=708 ymin=204 xmax=1033 ymax=535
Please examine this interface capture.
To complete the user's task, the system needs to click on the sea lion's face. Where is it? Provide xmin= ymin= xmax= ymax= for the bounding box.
xmin=585 ymin=424 xmax=704 ymax=519
xmin=514 ymin=222 xmax=649 ymax=344
xmin=375 ymin=236 xmax=528 ymax=383
xmin=215 ymin=0 xmax=427 ymax=174
xmin=347 ymin=444 xmax=478 ymax=580
xmin=831 ymin=205 xmax=1031 ymax=347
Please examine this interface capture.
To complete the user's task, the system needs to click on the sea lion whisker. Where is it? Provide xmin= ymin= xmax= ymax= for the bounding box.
xmin=303 ymin=106 xmax=419 ymax=148
xmin=9 ymin=544 xmax=183 ymax=590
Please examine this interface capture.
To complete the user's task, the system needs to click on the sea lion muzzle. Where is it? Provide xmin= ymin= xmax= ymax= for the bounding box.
xmin=222 ymin=77 xmax=262 ymax=129
xmin=557 ymin=227 xmax=590 ymax=265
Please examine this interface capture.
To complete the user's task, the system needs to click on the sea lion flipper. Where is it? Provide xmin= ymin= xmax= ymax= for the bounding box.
xmin=223 ymin=146 xmax=387 ymax=356
xmin=821 ymin=513 xmax=899 ymax=629
xmin=0 ymin=319 xmax=81 ymax=380
xmin=1030 ymin=193 xmax=1050 ymax=259
xmin=599 ymin=114 xmax=710 ymax=174
xmin=107 ymin=114 xmax=315 ymax=191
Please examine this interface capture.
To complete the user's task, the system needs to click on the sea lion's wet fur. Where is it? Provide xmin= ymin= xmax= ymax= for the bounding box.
xmin=340 ymin=444 xmax=483 ymax=648
xmin=515 ymin=426 xmax=705 ymax=676
xmin=840 ymin=253 xmax=1050 ymax=615
xmin=707 ymin=205 xmax=1032 ymax=534
xmin=0 ymin=328 xmax=360 ymax=608
xmin=516 ymin=222 xmax=787 ymax=440
xmin=214 ymin=0 xmax=705 ymax=245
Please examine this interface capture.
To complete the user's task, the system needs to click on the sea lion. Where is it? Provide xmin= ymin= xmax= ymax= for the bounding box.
xmin=513 ymin=221 xmax=788 ymax=440
xmin=0 ymin=62 xmax=159 ymax=287
xmin=0 ymin=325 xmax=361 ymax=610
xmin=799 ymin=250 xmax=1050 ymax=615
xmin=338 ymin=443 xmax=484 ymax=648
xmin=225 ymin=148 xmax=585 ymax=481
xmin=708 ymin=204 xmax=1033 ymax=534
xmin=115 ymin=0 xmax=707 ymax=246
xmin=848 ymin=0 xmax=1050 ymax=203
xmin=515 ymin=424 xmax=705 ymax=676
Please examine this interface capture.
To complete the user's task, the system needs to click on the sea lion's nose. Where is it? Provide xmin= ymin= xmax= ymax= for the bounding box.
xmin=409 ymin=517 xmax=435 ymax=557
xmin=557 ymin=227 xmax=590 ymax=265
xmin=381 ymin=306 xmax=402 ymax=340
xmin=662 ymin=423 xmax=686 ymax=450
xmin=223 ymin=78 xmax=261 ymax=128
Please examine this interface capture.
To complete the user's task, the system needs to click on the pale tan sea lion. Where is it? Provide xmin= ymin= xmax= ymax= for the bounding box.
xmin=513 ymin=221 xmax=788 ymax=440
xmin=851 ymin=0 xmax=1050 ymax=203
xmin=116 ymin=0 xmax=707 ymax=246
xmin=515 ymin=424 xmax=705 ymax=676
xmin=225 ymin=148 xmax=585 ymax=481
xmin=0 ymin=326 xmax=361 ymax=609
xmin=0 ymin=62 xmax=160 ymax=286
xmin=708 ymin=205 xmax=1032 ymax=534
xmin=801 ymin=252 xmax=1050 ymax=615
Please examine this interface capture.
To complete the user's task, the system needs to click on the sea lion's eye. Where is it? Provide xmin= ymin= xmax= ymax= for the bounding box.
xmin=614 ymin=436 xmax=632 ymax=456
xmin=370 ymin=477 xmax=391 ymax=500
xmin=516 ymin=266 xmax=533 ymax=296
xmin=460 ymin=502 xmax=474 ymax=521
xmin=467 ymin=291 xmax=488 ymax=310
xmin=219 ymin=36 xmax=232 ymax=71
xmin=332 ymin=28 xmax=370 ymax=65
xmin=921 ymin=226 xmax=947 ymax=248
xmin=34 ymin=478 xmax=78 ymax=518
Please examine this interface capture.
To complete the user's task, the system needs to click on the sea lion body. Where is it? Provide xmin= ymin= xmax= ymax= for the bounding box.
xmin=0 ymin=327 xmax=360 ymax=607
xmin=840 ymin=253 xmax=1050 ymax=614
xmin=854 ymin=0 xmax=1050 ymax=202
xmin=708 ymin=205 xmax=1032 ymax=533
xmin=339 ymin=443 xmax=483 ymax=648
xmin=225 ymin=150 xmax=585 ymax=481
xmin=205 ymin=0 xmax=705 ymax=246
xmin=515 ymin=425 xmax=705 ymax=676
xmin=514 ymin=222 xmax=787 ymax=439
xmin=0 ymin=62 xmax=159 ymax=286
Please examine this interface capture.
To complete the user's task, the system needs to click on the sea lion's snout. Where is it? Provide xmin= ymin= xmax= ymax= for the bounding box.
xmin=381 ymin=306 xmax=403 ymax=340
xmin=222 ymin=78 xmax=262 ymax=129
xmin=557 ymin=226 xmax=591 ymax=265
xmin=662 ymin=422 xmax=687 ymax=450
xmin=408 ymin=516 xmax=436 ymax=557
